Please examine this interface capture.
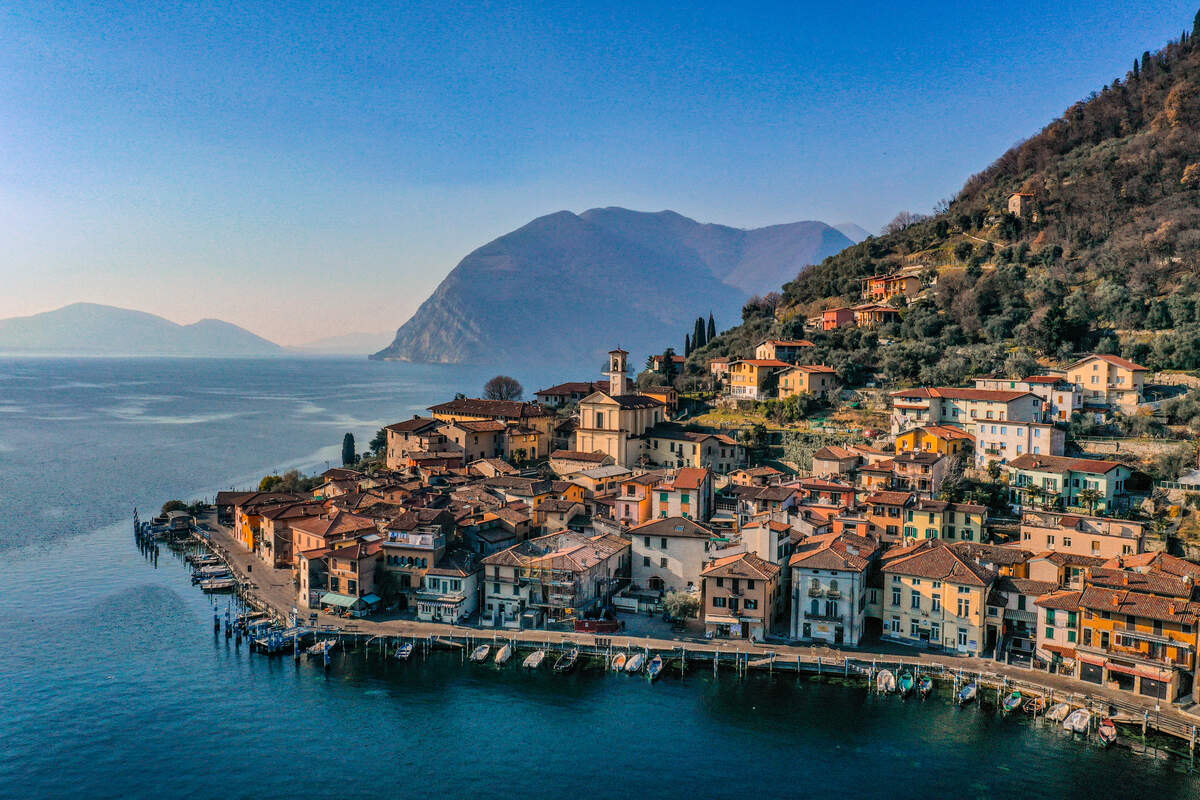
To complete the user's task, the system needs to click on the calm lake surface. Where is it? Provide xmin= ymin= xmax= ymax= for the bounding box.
xmin=1 ymin=357 xmax=1198 ymax=799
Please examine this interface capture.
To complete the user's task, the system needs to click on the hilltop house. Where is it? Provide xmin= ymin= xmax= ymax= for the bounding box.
xmin=778 ymin=365 xmax=839 ymax=399
xmin=727 ymin=358 xmax=791 ymax=401
xmin=1002 ymin=454 xmax=1132 ymax=512
xmin=754 ymin=338 xmax=815 ymax=363
xmin=889 ymin=387 xmax=1044 ymax=435
xmin=1065 ymin=354 xmax=1149 ymax=413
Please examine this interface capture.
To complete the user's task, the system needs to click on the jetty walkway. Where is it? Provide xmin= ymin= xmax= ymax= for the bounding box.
xmin=196 ymin=518 xmax=1200 ymax=745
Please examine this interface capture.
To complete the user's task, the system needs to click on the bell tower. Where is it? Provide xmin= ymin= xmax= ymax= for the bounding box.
xmin=606 ymin=347 xmax=628 ymax=396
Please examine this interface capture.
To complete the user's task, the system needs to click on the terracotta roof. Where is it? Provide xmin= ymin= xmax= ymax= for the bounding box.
xmin=428 ymin=398 xmax=553 ymax=418
xmin=702 ymin=551 xmax=781 ymax=580
xmin=536 ymin=381 xmax=600 ymax=396
xmin=1030 ymin=550 xmax=1106 ymax=567
xmin=919 ymin=425 xmax=975 ymax=440
xmin=996 ymin=576 xmax=1059 ymax=596
xmin=884 ymin=541 xmax=996 ymax=586
xmin=385 ymin=416 xmax=441 ymax=433
xmin=1087 ymin=568 xmax=1193 ymax=599
xmin=786 ymin=364 xmax=838 ymax=374
xmin=760 ymin=339 xmax=816 ymax=347
xmin=628 ymin=517 xmax=715 ymax=539
xmin=732 ymin=359 xmax=793 ymax=368
xmin=789 ymin=531 xmax=878 ymax=571
xmin=1079 ymin=585 xmax=1200 ymax=625
xmin=953 ymin=542 xmax=1031 ymax=566
xmin=1025 ymin=375 xmax=1069 ymax=385
xmin=1100 ymin=552 xmax=1200 ymax=580
xmin=865 ymin=490 xmax=915 ymax=506
xmin=550 ymin=450 xmax=611 ymax=463
xmin=1070 ymin=354 xmax=1148 ymax=372
xmin=670 ymin=467 xmax=710 ymax=490
xmin=1035 ymin=589 xmax=1082 ymax=611
xmin=608 ymin=394 xmax=664 ymax=410
xmin=894 ymin=451 xmax=945 ymax=465
xmin=813 ymin=445 xmax=857 ymax=461
xmin=1006 ymin=453 xmax=1124 ymax=474
xmin=890 ymin=387 xmax=1035 ymax=403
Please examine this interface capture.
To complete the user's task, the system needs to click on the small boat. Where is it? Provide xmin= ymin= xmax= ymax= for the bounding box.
xmin=523 ymin=650 xmax=546 ymax=669
xmin=647 ymin=654 xmax=664 ymax=681
xmin=898 ymin=672 xmax=915 ymax=696
xmin=1046 ymin=702 xmax=1072 ymax=722
xmin=610 ymin=652 xmax=627 ymax=671
xmin=553 ymin=648 xmax=579 ymax=673
xmin=1098 ymin=717 xmax=1118 ymax=746
xmin=469 ymin=644 xmax=491 ymax=663
xmin=191 ymin=566 xmax=231 ymax=583
xmin=306 ymin=639 xmax=336 ymax=657
xmin=957 ymin=682 xmax=977 ymax=705
xmin=199 ymin=577 xmax=236 ymax=592
xmin=625 ymin=652 xmax=645 ymax=674
xmin=1023 ymin=696 xmax=1045 ymax=715
xmin=494 ymin=643 xmax=513 ymax=665
xmin=1063 ymin=708 xmax=1091 ymax=734
xmin=394 ymin=642 xmax=414 ymax=661
xmin=876 ymin=669 xmax=896 ymax=694
xmin=1002 ymin=690 xmax=1023 ymax=713
xmin=918 ymin=676 xmax=933 ymax=697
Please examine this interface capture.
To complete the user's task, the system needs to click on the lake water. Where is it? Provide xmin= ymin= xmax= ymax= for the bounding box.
xmin=1 ymin=357 xmax=1198 ymax=799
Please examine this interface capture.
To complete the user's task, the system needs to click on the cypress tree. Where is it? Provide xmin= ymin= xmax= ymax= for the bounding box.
xmin=693 ymin=316 xmax=706 ymax=350
xmin=1132 ymin=58 xmax=1139 ymax=80
xmin=685 ymin=333 xmax=691 ymax=356
xmin=1194 ymin=9 xmax=1200 ymax=38
xmin=707 ymin=312 xmax=716 ymax=342
xmin=341 ymin=432 xmax=356 ymax=466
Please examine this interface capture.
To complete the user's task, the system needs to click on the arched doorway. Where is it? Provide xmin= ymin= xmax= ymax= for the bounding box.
xmin=648 ymin=577 xmax=665 ymax=592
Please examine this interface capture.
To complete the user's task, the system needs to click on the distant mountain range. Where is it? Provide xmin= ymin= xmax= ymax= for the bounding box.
xmin=372 ymin=207 xmax=857 ymax=365
xmin=291 ymin=331 xmax=396 ymax=355
xmin=0 ymin=303 xmax=282 ymax=356
xmin=833 ymin=222 xmax=871 ymax=243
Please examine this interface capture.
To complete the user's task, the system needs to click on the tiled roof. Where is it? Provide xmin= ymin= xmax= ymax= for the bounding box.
xmin=1070 ymin=353 xmax=1148 ymax=372
xmin=1005 ymin=453 xmax=1124 ymax=474
xmin=384 ymin=416 xmax=440 ymax=432
xmin=428 ymin=398 xmax=553 ymax=418
xmin=1030 ymin=550 xmax=1106 ymax=567
xmin=813 ymin=445 xmax=857 ymax=460
xmin=889 ymin=387 xmax=1034 ymax=402
xmin=1035 ymin=589 xmax=1082 ymax=611
xmin=670 ymin=467 xmax=710 ymax=490
xmin=628 ymin=517 xmax=715 ymax=539
xmin=1100 ymin=552 xmax=1200 ymax=580
xmin=865 ymin=490 xmax=915 ymax=506
xmin=1079 ymin=585 xmax=1200 ymax=625
xmin=789 ymin=531 xmax=877 ymax=571
xmin=1087 ymin=567 xmax=1193 ymax=599
xmin=884 ymin=541 xmax=996 ymax=586
xmin=550 ymin=450 xmax=612 ymax=463
xmin=702 ymin=551 xmax=781 ymax=580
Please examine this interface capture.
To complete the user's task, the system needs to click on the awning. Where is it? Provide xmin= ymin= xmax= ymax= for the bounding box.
xmin=319 ymin=592 xmax=357 ymax=608
xmin=1003 ymin=609 xmax=1037 ymax=624
xmin=360 ymin=593 xmax=381 ymax=605
xmin=705 ymin=615 xmax=745 ymax=625
xmin=1106 ymin=660 xmax=1172 ymax=681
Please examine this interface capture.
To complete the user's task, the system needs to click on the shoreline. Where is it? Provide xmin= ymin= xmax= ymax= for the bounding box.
xmin=162 ymin=510 xmax=1200 ymax=752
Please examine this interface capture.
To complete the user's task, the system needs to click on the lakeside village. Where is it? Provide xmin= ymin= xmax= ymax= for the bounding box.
xmin=153 ymin=297 xmax=1200 ymax=741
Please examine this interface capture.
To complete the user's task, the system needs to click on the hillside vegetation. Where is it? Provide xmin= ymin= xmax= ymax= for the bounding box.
xmin=688 ymin=18 xmax=1200 ymax=386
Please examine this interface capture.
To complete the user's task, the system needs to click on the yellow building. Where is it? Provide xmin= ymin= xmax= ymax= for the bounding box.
xmin=778 ymin=365 xmax=839 ymax=399
xmin=727 ymin=359 xmax=791 ymax=401
xmin=427 ymin=398 xmax=556 ymax=454
xmin=1065 ymin=354 xmax=1148 ymax=413
xmin=575 ymin=349 xmax=666 ymax=467
xmin=900 ymin=499 xmax=988 ymax=543
xmin=894 ymin=425 xmax=974 ymax=457
xmin=881 ymin=541 xmax=997 ymax=655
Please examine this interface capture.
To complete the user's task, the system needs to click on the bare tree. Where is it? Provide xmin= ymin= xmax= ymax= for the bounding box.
xmin=882 ymin=210 xmax=929 ymax=235
xmin=484 ymin=375 xmax=524 ymax=401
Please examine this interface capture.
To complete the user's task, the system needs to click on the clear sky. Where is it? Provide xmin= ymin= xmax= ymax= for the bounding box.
xmin=1 ymin=1 xmax=1195 ymax=344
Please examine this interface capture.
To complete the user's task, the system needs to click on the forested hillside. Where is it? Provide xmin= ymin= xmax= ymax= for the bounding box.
xmin=686 ymin=18 xmax=1200 ymax=387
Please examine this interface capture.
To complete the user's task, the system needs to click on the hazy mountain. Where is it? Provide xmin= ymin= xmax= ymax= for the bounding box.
xmin=0 ymin=303 xmax=282 ymax=356
xmin=291 ymin=331 xmax=395 ymax=355
xmin=373 ymin=208 xmax=854 ymax=365
xmin=833 ymin=222 xmax=871 ymax=243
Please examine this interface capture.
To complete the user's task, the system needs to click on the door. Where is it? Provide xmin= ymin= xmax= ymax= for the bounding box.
xmin=985 ymin=624 xmax=997 ymax=651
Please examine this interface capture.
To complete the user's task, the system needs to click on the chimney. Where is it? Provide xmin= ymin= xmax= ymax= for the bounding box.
xmin=1111 ymin=595 xmax=1120 ymax=608
xmin=1122 ymin=574 xmax=1129 ymax=586
xmin=1169 ymin=602 xmax=1177 ymax=615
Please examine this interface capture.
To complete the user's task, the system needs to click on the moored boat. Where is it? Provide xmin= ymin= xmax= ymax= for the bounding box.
xmin=647 ymin=654 xmax=664 ymax=681
xmin=306 ymin=639 xmax=336 ymax=658
xmin=469 ymin=644 xmax=490 ymax=662
xmin=1046 ymin=702 xmax=1072 ymax=722
xmin=1002 ymin=690 xmax=1023 ymax=713
xmin=523 ymin=650 xmax=546 ymax=669
xmin=553 ymin=648 xmax=579 ymax=673
xmin=918 ymin=676 xmax=933 ymax=697
xmin=956 ymin=682 xmax=977 ymax=704
xmin=610 ymin=652 xmax=627 ymax=671
xmin=394 ymin=642 xmax=414 ymax=660
xmin=1023 ymin=696 xmax=1045 ymax=715
xmin=898 ymin=672 xmax=915 ymax=696
xmin=199 ymin=577 xmax=236 ymax=592
xmin=876 ymin=669 xmax=896 ymax=694
xmin=1098 ymin=717 xmax=1118 ymax=746
xmin=494 ymin=643 xmax=513 ymax=665
xmin=625 ymin=652 xmax=645 ymax=674
xmin=1063 ymin=708 xmax=1091 ymax=733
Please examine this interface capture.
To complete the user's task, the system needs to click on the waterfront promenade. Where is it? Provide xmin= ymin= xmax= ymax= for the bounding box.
xmin=199 ymin=517 xmax=1200 ymax=740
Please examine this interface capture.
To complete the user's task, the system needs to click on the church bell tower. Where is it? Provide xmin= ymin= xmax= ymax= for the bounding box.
xmin=606 ymin=347 xmax=628 ymax=396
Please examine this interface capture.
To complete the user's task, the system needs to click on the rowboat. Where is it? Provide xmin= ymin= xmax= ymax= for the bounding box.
xmin=1098 ymin=717 xmax=1118 ymax=746
xmin=191 ymin=566 xmax=231 ymax=583
xmin=306 ymin=639 xmax=336 ymax=657
xmin=1002 ymin=690 xmax=1023 ymax=713
xmin=1023 ymin=696 xmax=1045 ymax=714
xmin=469 ymin=644 xmax=491 ymax=662
xmin=898 ymin=672 xmax=915 ymax=696
xmin=394 ymin=642 xmax=414 ymax=660
xmin=553 ymin=648 xmax=579 ymax=673
xmin=494 ymin=643 xmax=513 ymax=665
xmin=647 ymin=654 xmax=664 ymax=681
xmin=199 ymin=577 xmax=236 ymax=592
xmin=956 ymin=682 xmax=977 ymax=704
xmin=1046 ymin=702 xmax=1072 ymax=722
xmin=918 ymin=676 xmax=933 ymax=697
xmin=625 ymin=652 xmax=645 ymax=674
xmin=876 ymin=669 xmax=896 ymax=693
xmin=610 ymin=652 xmax=628 ymax=671
xmin=523 ymin=650 xmax=545 ymax=669
xmin=1063 ymin=708 xmax=1091 ymax=734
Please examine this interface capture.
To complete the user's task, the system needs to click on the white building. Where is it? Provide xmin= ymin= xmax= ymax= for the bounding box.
xmin=650 ymin=467 xmax=713 ymax=521
xmin=629 ymin=516 xmax=717 ymax=594
xmin=889 ymin=387 xmax=1044 ymax=435
xmin=415 ymin=549 xmax=480 ymax=624
xmin=788 ymin=532 xmax=878 ymax=645
xmin=966 ymin=419 xmax=1066 ymax=469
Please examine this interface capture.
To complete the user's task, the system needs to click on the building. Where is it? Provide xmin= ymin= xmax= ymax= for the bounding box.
xmin=415 ymin=548 xmax=481 ymax=624
xmin=811 ymin=445 xmax=861 ymax=479
xmin=861 ymin=269 xmax=923 ymax=303
xmin=992 ymin=576 xmax=1059 ymax=660
xmin=438 ymin=419 xmax=506 ymax=462
xmin=729 ymin=465 xmax=782 ymax=487
xmin=894 ymin=425 xmax=973 ymax=457
xmin=614 ymin=472 xmax=665 ymax=527
xmin=754 ymin=339 xmax=816 ymax=363
xmin=852 ymin=303 xmax=901 ymax=327
xmin=383 ymin=416 xmax=444 ymax=469
xmin=650 ymin=352 xmax=687 ymax=373
xmin=892 ymin=451 xmax=949 ymax=498
xmin=289 ymin=510 xmax=379 ymax=562
xmin=822 ymin=307 xmax=856 ymax=331
xmin=533 ymin=498 xmax=586 ymax=532
xmin=378 ymin=527 xmax=446 ymax=611
xmin=480 ymin=531 xmax=631 ymax=628
xmin=571 ymin=465 xmax=632 ymax=497
xmin=727 ymin=359 xmax=792 ymax=401
xmin=709 ymin=357 xmax=732 ymax=382
xmin=881 ymin=541 xmax=997 ymax=655
xmin=1066 ymin=354 xmax=1149 ymax=413
xmin=428 ymin=397 xmax=556 ymax=455
xmin=650 ymin=467 xmax=713 ymax=521
xmin=966 ymin=419 xmax=1066 ymax=469
xmin=778 ymin=365 xmax=839 ymax=399
xmin=789 ymin=531 xmax=878 ymax=645
xmin=1008 ymin=192 xmax=1035 ymax=218
xmin=1003 ymin=454 xmax=1133 ymax=512
xmin=535 ymin=381 xmax=608 ymax=408
xmin=700 ymin=552 xmax=782 ymax=640
xmin=549 ymin=450 xmax=615 ymax=475
xmin=640 ymin=424 xmax=744 ymax=473
xmin=864 ymin=490 xmax=916 ymax=543
xmin=1026 ymin=551 xmax=1106 ymax=588
xmin=901 ymin=499 xmax=988 ymax=544
xmin=975 ymin=375 xmax=1081 ymax=422
xmin=629 ymin=516 xmax=718 ymax=594
xmin=1018 ymin=511 xmax=1147 ymax=559
xmin=1036 ymin=589 xmax=1082 ymax=672
xmin=889 ymin=387 xmax=1043 ymax=435
xmin=575 ymin=349 xmax=666 ymax=467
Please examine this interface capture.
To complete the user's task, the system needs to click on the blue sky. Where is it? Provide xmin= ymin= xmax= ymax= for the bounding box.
xmin=1 ymin=0 xmax=1195 ymax=343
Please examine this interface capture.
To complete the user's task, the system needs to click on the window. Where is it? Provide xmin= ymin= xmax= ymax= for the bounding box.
xmin=744 ymin=599 xmax=758 ymax=610
xmin=1067 ymin=630 xmax=1077 ymax=643
xmin=931 ymin=623 xmax=940 ymax=641
xmin=644 ymin=536 xmax=651 ymax=547
xmin=660 ymin=557 xmax=668 ymax=568
xmin=890 ymin=616 xmax=901 ymax=633
xmin=1045 ymin=627 xmax=1055 ymax=640
xmin=659 ymin=492 xmax=668 ymax=503
xmin=931 ymin=594 xmax=941 ymax=613
xmin=1063 ymin=537 xmax=1071 ymax=548
xmin=493 ymin=583 xmax=500 ymax=594
xmin=910 ymin=591 xmax=921 ymax=610
xmin=892 ymin=588 xmax=901 ymax=606
xmin=957 ymin=598 xmax=969 ymax=617
xmin=643 ymin=556 xmax=650 ymax=567
xmin=1017 ymin=595 xmax=1027 ymax=611
xmin=1046 ymin=609 xmax=1056 ymax=624
xmin=958 ymin=628 xmax=968 ymax=647
xmin=661 ymin=537 xmax=668 ymax=548
xmin=715 ymin=578 xmax=724 ymax=587
xmin=747 ymin=579 xmax=756 ymax=590
xmin=910 ymin=621 xmax=921 ymax=636
xmin=712 ymin=596 xmax=726 ymax=607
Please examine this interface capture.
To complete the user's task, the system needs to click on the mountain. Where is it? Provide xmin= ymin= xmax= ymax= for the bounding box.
xmin=687 ymin=20 xmax=1200 ymax=384
xmin=0 ymin=303 xmax=282 ymax=356
xmin=833 ymin=222 xmax=871 ymax=243
xmin=292 ymin=331 xmax=395 ymax=355
xmin=373 ymin=208 xmax=854 ymax=365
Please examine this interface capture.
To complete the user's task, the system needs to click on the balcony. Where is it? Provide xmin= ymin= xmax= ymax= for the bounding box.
xmin=808 ymin=586 xmax=824 ymax=597
xmin=1080 ymin=643 xmax=1193 ymax=671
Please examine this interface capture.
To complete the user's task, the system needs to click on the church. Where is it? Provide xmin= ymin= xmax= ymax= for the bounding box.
xmin=574 ymin=348 xmax=666 ymax=467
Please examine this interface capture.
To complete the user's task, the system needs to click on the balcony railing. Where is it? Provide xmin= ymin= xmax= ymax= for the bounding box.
xmin=825 ymin=589 xmax=842 ymax=599
xmin=808 ymin=587 xmax=823 ymax=597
